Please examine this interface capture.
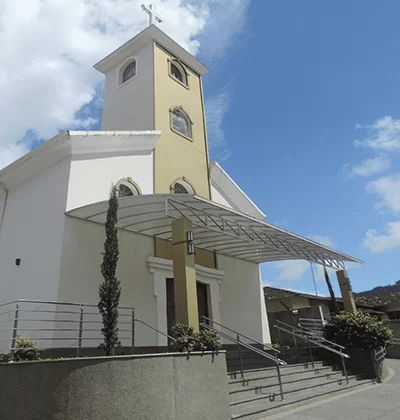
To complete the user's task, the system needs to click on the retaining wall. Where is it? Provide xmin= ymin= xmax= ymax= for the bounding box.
xmin=0 ymin=352 xmax=231 ymax=420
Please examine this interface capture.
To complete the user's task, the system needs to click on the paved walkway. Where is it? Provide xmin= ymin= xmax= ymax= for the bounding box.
xmin=269 ymin=359 xmax=400 ymax=420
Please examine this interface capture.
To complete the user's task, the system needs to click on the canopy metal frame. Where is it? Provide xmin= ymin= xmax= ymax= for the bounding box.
xmin=66 ymin=194 xmax=362 ymax=269
xmin=165 ymin=197 xmax=347 ymax=269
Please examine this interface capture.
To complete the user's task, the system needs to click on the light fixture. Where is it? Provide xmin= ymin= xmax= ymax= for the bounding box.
xmin=187 ymin=231 xmax=195 ymax=255
xmin=187 ymin=242 xmax=195 ymax=255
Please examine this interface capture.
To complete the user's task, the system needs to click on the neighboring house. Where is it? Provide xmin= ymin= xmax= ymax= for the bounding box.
xmin=265 ymin=286 xmax=385 ymax=346
xmin=355 ymin=294 xmax=400 ymax=320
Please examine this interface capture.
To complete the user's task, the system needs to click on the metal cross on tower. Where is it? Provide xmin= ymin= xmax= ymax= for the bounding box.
xmin=141 ymin=4 xmax=163 ymax=26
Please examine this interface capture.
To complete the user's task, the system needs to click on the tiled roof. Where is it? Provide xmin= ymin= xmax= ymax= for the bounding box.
xmin=264 ymin=286 xmax=332 ymax=301
xmin=355 ymin=293 xmax=400 ymax=308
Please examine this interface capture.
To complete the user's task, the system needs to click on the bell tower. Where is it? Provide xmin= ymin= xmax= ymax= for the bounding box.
xmin=94 ymin=15 xmax=211 ymax=199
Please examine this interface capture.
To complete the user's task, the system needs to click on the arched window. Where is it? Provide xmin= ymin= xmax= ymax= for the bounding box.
xmin=171 ymin=179 xmax=195 ymax=195
xmin=116 ymin=179 xmax=140 ymax=198
xmin=121 ymin=59 xmax=137 ymax=84
xmin=170 ymin=107 xmax=192 ymax=139
xmin=170 ymin=60 xmax=188 ymax=86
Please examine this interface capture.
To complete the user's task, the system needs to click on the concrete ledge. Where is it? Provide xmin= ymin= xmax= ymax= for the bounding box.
xmin=0 ymin=352 xmax=231 ymax=420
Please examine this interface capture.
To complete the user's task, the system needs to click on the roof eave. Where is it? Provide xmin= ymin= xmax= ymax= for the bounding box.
xmin=94 ymin=25 xmax=209 ymax=76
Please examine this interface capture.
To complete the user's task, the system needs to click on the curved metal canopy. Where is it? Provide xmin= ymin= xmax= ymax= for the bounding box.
xmin=66 ymin=194 xmax=362 ymax=269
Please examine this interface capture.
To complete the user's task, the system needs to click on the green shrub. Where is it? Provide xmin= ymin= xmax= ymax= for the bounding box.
xmin=171 ymin=323 xmax=221 ymax=353
xmin=324 ymin=312 xmax=393 ymax=354
xmin=171 ymin=324 xmax=197 ymax=352
xmin=14 ymin=336 xmax=40 ymax=361
xmin=196 ymin=329 xmax=222 ymax=352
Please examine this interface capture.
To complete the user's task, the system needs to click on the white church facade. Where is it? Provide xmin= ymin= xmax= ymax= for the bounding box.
xmin=0 ymin=24 xmax=360 ymax=352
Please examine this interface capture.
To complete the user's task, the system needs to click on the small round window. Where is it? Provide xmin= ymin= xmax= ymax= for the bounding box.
xmin=172 ymin=180 xmax=195 ymax=195
xmin=171 ymin=108 xmax=192 ymax=139
xmin=117 ymin=181 xmax=140 ymax=198
xmin=121 ymin=60 xmax=137 ymax=84
xmin=170 ymin=61 xmax=188 ymax=86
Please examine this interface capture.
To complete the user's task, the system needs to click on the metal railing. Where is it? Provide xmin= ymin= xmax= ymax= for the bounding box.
xmin=274 ymin=320 xmax=350 ymax=384
xmin=0 ymin=299 xmax=175 ymax=362
xmin=200 ymin=316 xmax=287 ymax=401
xmin=298 ymin=317 xmax=325 ymax=333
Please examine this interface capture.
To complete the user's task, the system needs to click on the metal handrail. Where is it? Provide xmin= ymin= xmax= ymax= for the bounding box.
xmin=202 ymin=315 xmax=281 ymax=354
xmin=134 ymin=318 xmax=176 ymax=344
xmin=297 ymin=325 xmax=345 ymax=350
xmin=201 ymin=322 xmax=285 ymax=401
xmin=274 ymin=320 xmax=350 ymax=384
xmin=14 ymin=299 xmax=133 ymax=310
xmin=278 ymin=320 xmax=345 ymax=350
xmin=275 ymin=320 xmax=349 ymax=356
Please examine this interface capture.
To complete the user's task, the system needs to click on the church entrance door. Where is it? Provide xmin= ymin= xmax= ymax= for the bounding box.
xmin=166 ymin=278 xmax=209 ymax=337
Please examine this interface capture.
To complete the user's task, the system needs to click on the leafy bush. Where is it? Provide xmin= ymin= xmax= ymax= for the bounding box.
xmin=171 ymin=323 xmax=221 ymax=353
xmin=14 ymin=336 xmax=40 ymax=361
xmin=324 ymin=312 xmax=393 ymax=354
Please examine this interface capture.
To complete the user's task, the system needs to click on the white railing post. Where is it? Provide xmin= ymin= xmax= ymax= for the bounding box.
xmin=9 ymin=301 xmax=20 ymax=363
xmin=77 ymin=305 xmax=84 ymax=357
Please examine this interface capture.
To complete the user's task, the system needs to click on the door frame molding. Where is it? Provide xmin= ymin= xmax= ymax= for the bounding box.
xmin=147 ymin=256 xmax=224 ymax=346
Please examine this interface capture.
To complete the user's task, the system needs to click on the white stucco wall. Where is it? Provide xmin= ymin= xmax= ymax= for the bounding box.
xmin=0 ymin=158 xmax=71 ymax=304
xmin=57 ymin=217 xmax=158 ymax=347
xmin=217 ymin=254 xmax=271 ymax=344
xmin=66 ymin=154 xmax=154 ymax=210
xmin=210 ymin=185 xmax=233 ymax=209
xmin=101 ymin=42 xmax=154 ymax=131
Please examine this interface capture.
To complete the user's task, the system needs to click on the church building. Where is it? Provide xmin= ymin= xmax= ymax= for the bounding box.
xmin=0 ymin=20 xmax=361 ymax=352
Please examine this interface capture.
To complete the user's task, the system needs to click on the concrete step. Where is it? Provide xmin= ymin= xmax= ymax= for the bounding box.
xmin=230 ymin=376 xmax=375 ymax=419
xmin=226 ymin=352 xmax=323 ymax=372
xmin=230 ymin=371 xmax=346 ymax=403
xmin=229 ymin=368 xmax=341 ymax=394
xmin=227 ymin=359 xmax=323 ymax=373
xmin=228 ymin=361 xmax=325 ymax=381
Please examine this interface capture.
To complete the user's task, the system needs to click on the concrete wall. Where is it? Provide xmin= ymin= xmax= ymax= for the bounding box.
xmin=66 ymin=153 xmax=154 ymax=211
xmin=101 ymin=42 xmax=154 ymax=131
xmin=0 ymin=352 xmax=231 ymax=420
xmin=217 ymin=254 xmax=271 ymax=344
xmin=210 ymin=185 xmax=233 ymax=209
xmin=0 ymin=158 xmax=70 ymax=304
xmin=58 ymin=217 xmax=157 ymax=347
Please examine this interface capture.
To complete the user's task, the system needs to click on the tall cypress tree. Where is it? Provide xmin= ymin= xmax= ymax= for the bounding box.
xmin=324 ymin=267 xmax=340 ymax=315
xmin=98 ymin=186 xmax=121 ymax=356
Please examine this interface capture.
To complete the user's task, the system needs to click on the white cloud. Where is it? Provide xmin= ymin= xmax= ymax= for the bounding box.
xmin=0 ymin=0 xmax=250 ymax=168
xmin=206 ymin=89 xmax=232 ymax=161
xmin=343 ymin=155 xmax=391 ymax=178
xmin=309 ymin=235 xmax=337 ymax=248
xmin=362 ymin=221 xmax=400 ymax=253
xmin=354 ymin=116 xmax=400 ymax=151
xmin=0 ymin=143 xmax=30 ymax=169
xmin=273 ymin=260 xmax=311 ymax=282
xmin=271 ymin=234 xmax=338 ymax=282
xmin=193 ymin=0 xmax=251 ymax=65
xmin=366 ymin=174 xmax=400 ymax=213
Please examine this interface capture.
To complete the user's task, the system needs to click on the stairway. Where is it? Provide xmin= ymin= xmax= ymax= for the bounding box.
xmin=226 ymin=351 xmax=375 ymax=419
xmin=225 ymin=346 xmax=322 ymax=373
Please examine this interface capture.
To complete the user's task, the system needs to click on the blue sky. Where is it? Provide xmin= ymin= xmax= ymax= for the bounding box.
xmin=199 ymin=1 xmax=400 ymax=295
xmin=1 ymin=1 xmax=399 ymax=296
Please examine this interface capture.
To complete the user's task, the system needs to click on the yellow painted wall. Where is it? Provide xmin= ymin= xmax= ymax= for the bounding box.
xmin=153 ymin=43 xmax=211 ymax=199
xmin=155 ymin=238 xmax=216 ymax=269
